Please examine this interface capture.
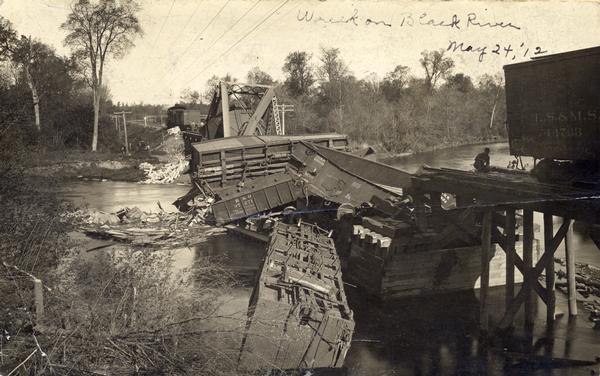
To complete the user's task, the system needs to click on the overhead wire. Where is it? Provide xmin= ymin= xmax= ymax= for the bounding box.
xmin=173 ymin=0 xmax=232 ymax=62
xmin=152 ymin=0 xmax=177 ymax=46
xmin=146 ymin=0 xmax=228 ymax=103
xmin=171 ymin=0 xmax=206 ymax=45
xmin=168 ymin=0 xmax=262 ymax=86
xmin=184 ymin=0 xmax=290 ymax=85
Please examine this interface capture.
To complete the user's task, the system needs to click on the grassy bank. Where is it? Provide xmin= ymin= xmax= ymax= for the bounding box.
xmin=26 ymin=124 xmax=184 ymax=182
xmin=0 ymin=175 xmax=239 ymax=374
xmin=27 ymin=150 xmax=156 ymax=182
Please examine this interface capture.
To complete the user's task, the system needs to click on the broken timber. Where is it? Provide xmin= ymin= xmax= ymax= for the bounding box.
xmin=238 ymin=221 xmax=354 ymax=370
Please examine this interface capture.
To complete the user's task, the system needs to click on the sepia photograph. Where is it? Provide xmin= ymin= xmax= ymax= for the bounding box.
xmin=0 ymin=0 xmax=599 ymax=374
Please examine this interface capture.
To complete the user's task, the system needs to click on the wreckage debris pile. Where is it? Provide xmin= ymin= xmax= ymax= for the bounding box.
xmin=67 ymin=206 xmax=224 ymax=248
xmin=555 ymin=258 xmax=600 ymax=328
xmin=139 ymin=159 xmax=188 ymax=184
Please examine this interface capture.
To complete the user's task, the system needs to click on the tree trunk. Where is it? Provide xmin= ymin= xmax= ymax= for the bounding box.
xmin=92 ymin=87 xmax=100 ymax=152
xmin=24 ymin=65 xmax=40 ymax=131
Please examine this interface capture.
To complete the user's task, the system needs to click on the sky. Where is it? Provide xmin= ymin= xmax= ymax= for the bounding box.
xmin=1 ymin=0 xmax=599 ymax=105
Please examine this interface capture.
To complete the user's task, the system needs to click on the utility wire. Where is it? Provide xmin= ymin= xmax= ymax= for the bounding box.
xmin=172 ymin=0 xmax=205 ymax=45
xmin=174 ymin=0 xmax=232 ymax=62
xmin=147 ymin=0 xmax=229 ymax=101
xmin=153 ymin=0 xmax=177 ymax=46
xmin=185 ymin=0 xmax=290 ymax=85
xmin=170 ymin=0 xmax=261 ymax=85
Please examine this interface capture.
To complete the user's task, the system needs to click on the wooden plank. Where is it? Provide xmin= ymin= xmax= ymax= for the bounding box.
xmin=220 ymin=150 xmax=227 ymax=185
xmin=564 ymin=218 xmax=577 ymax=316
xmin=492 ymin=226 xmax=548 ymax=305
xmin=221 ymin=81 xmax=231 ymax=137
xmin=524 ymin=209 xmax=535 ymax=325
xmin=499 ymin=217 xmax=569 ymax=329
xmin=505 ymin=209 xmax=516 ymax=308
xmin=544 ymin=213 xmax=556 ymax=327
xmin=480 ymin=210 xmax=492 ymax=333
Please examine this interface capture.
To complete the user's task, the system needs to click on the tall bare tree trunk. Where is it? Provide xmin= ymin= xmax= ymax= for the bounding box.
xmin=24 ymin=65 xmax=40 ymax=132
xmin=92 ymin=87 xmax=100 ymax=152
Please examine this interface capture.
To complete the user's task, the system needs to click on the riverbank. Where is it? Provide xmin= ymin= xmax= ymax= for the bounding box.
xmin=0 ymin=173 xmax=240 ymax=374
xmin=375 ymin=137 xmax=508 ymax=163
xmin=25 ymin=135 xmax=186 ymax=182
xmin=24 ymin=135 xmax=507 ymax=184
xmin=26 ymin=152 xmax=151 ymax=182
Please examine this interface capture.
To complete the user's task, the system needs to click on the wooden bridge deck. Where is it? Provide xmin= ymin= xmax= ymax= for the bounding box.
xmin=414 ymin=166 xmax=600 ymax=224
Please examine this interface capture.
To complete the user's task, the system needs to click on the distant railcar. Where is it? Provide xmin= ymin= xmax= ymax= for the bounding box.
xmin=167 ymin=105 xmax=207 ymax=155
xmin=504 ymin=46 xmax=600 ymax=160
xmin=166 ymin=105 xmax=206 ymax=130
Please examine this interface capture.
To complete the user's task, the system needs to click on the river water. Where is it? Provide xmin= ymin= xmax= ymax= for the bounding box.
xmin=58 ymin=143 xmax=600 ymax=375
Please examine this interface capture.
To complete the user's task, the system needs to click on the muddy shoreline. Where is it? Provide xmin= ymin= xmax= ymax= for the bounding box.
xmin=26 ymin=138 xmax=509 ymax=184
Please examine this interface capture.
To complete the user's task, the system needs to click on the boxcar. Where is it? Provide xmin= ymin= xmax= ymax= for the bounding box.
xmin=504 ymin=46 xmax=600 ymax=160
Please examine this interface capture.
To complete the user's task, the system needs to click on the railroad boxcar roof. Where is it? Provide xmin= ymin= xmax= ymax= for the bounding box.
xmin=504 ymin=45 xmax=600 ymax=71
xmin=191 ymin=133 xmax=346 ymax=154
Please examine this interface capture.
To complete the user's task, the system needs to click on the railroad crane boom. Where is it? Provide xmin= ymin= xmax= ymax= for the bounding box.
xmin=204 ymin=81 xmax=282 ymax=139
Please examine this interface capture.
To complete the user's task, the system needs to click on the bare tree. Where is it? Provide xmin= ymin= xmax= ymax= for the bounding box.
xmin=61 ymin=0 xmax=142 ymax=152
xmin=420 ymin=49 xmax=454 ymax=90
xmin=0 ymin=17 xmax=41 ymax=131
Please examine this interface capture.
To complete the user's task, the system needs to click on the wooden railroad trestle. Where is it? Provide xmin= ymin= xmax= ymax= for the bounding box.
xmin=410 ymin=168 xmax=589 ymax=335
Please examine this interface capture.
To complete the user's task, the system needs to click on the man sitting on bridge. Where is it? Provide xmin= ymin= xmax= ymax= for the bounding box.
xmin=474 ymin=147 xmax=491 ymax=172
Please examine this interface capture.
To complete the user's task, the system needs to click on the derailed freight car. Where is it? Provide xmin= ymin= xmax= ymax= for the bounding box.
xmin=504 ymin=46 xmax=600 ymax=160
xmin=238 ymin=221 xmax=354 ymax=370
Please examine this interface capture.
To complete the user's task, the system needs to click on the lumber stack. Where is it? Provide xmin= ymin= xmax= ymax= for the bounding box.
xmin=347 ymin=215 xmax=540 ymax=300
xmin=139 ymin=159 xmax=188 ymax=184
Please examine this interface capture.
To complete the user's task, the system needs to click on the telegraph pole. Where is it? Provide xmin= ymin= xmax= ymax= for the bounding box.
xmin=275 ymin=104 xmax=294 ymax=134
xmin=114 ymin=111 xmax=132 ymax=155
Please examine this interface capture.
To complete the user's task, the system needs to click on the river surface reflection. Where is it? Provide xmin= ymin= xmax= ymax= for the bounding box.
xmin=58 ymin=143 xmax=600 ymax=375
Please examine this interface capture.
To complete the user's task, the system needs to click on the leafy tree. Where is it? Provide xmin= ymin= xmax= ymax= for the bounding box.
xmin=445 ymin=73 xmax=474 ymax=93
xmin=0 ymin=17 xmax=43 ymax=130
xmin=381 ymin=65 xmax=410 ymax=102
xmin=316 ymin=47 xmax=351 ymax=131
xmin=203 ymin=73 xmax=236 ymax=103
xmin=246 ymin=66 xmax=274 ymax=85
xmin=477 ymin=73 xmax=505 ymax=135
xmin=317 ymin=47 xmax=348 ymax=83
xmin=420 ymin=49 xmax=454 ymax=89
xmin=179 ymin=88 xmax=201 ymax=105
xmin=61 ymin=0 xmax=142 ymax=152
xmin=282 ymin=51 xmax=314 ymax=97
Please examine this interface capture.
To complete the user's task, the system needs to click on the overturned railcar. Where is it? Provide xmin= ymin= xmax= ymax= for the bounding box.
xmin=238 ymin=221 xmax=354 ymax=370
